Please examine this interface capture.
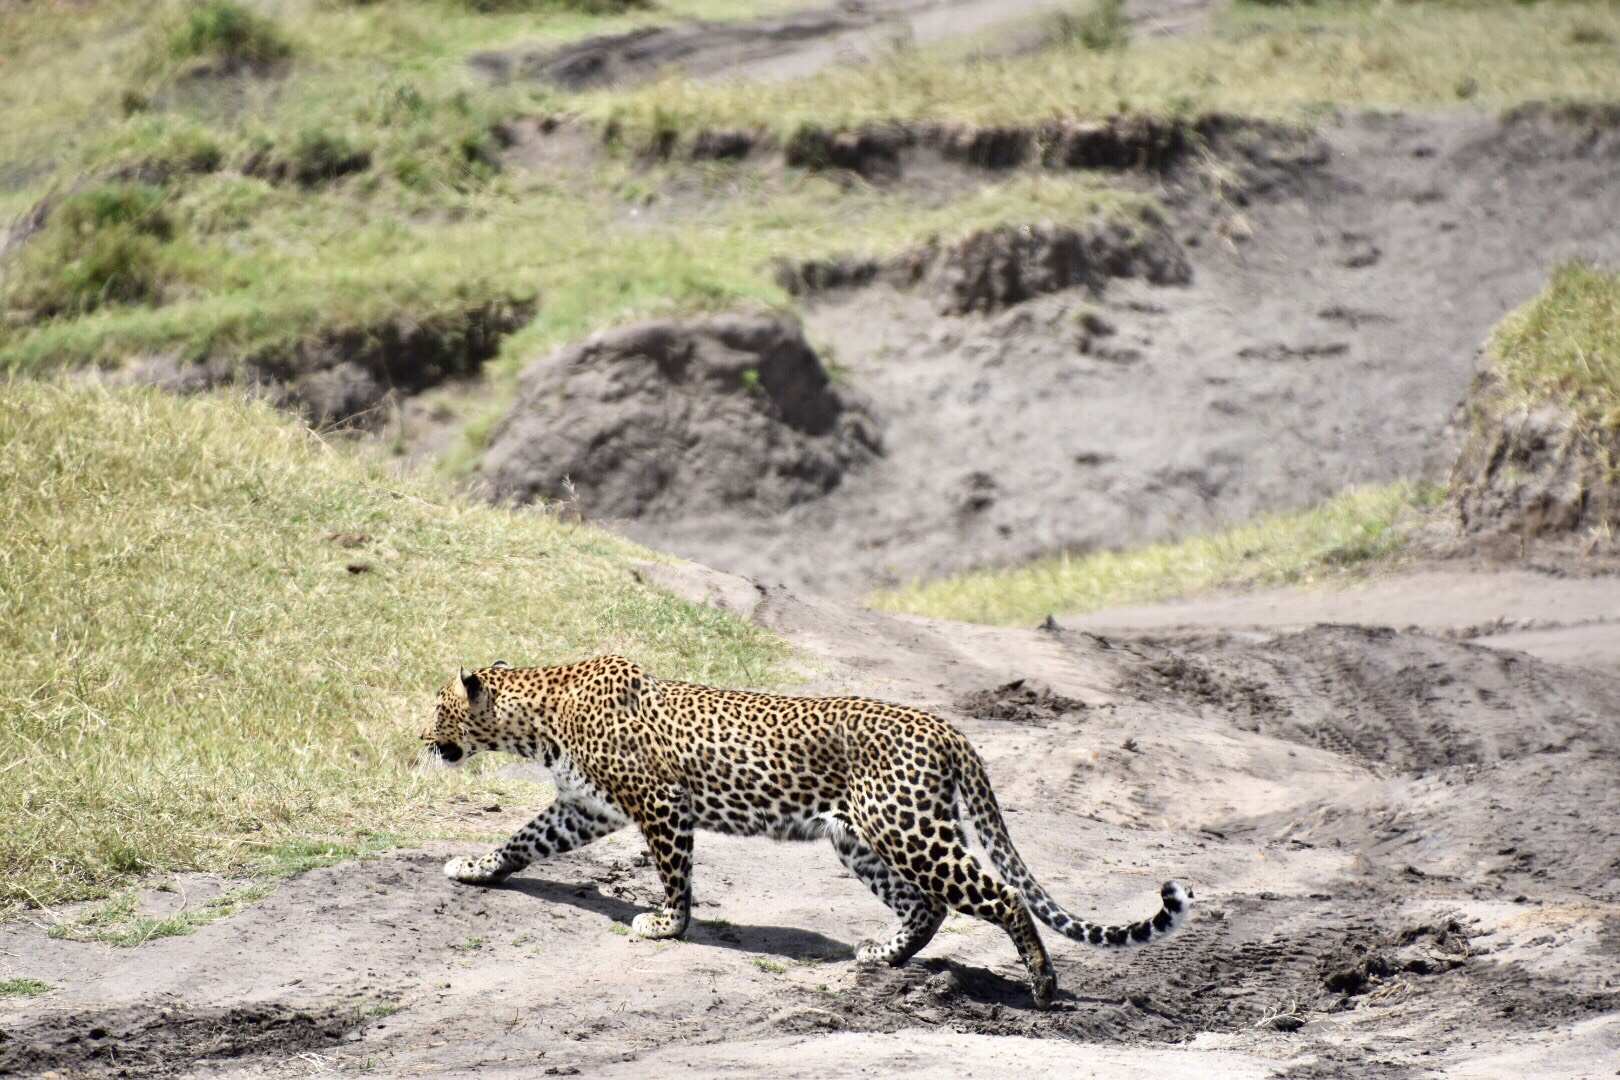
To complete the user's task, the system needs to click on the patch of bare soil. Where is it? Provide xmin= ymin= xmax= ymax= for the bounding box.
xmin=1062 ymin=563 xmax=1620 ymax=673
xmin=105 ymin=298 xmax=535 ymax=430
xmin=6 ymin=561 xmax=1619 ymax=1078
xmin=479 ymin=311 xmax=880 ymax=520
xmin=0 ymin=1003 xmax=365 ymax=1079
xmin=548 ymin=105 xmax=1620 ymax=595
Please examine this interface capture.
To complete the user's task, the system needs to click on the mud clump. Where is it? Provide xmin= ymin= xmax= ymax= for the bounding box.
xmin=480 ymin=312 xmax=881 ymax=520
xmin=927 ymin=221 xmax=1191 ymax=315
xmin=115 ymin=298 xmax=534 ymax=429
xmin=1321 ymin=920 xmax=1472 ymax=998
xmin=1450 ymin=371 xmax=1620 ymax=542
xmin=958 ymin=678 xmax=1087 ymax=724
xmin=777 ymin=220 xmax=1189 ymax=315
xmin=0 ymin=1003 xmax=364 ymax=1078
xmin=1123 ymin=647 xmax=1283 ymax=726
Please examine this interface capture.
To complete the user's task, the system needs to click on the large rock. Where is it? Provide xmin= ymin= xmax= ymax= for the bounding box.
xmin=480 ymin=312 xmax=880 ymax=519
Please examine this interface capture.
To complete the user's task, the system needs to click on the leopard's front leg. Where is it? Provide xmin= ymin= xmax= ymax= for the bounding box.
xmin=445 ymin=798 xmax=626 ymax=885
xmin=628 ymin=791 xmax=694 ymax=940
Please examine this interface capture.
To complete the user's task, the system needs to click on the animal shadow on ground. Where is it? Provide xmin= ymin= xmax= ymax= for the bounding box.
xmin=495 ymin=876 xmax=855 ymax=961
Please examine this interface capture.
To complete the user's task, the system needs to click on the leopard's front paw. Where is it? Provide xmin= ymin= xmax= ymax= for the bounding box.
xmin=443 ymin=856 xmax=504 ymax=885
xmin=630 ymin=911 xmax=688 ymax=940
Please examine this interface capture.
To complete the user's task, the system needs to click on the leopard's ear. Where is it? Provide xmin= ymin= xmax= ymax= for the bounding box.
xmin=460 ymin=667 xmax=483 ymax=703
xmin=491 ymin=660 xmax=512 ymax=670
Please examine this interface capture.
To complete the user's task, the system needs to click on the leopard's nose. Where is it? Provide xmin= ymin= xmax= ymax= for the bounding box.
xmin=436 ymin=741 xmax=463 ymax=763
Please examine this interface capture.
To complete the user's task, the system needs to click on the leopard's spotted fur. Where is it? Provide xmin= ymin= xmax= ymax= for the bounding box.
xmin=423 ymin=656 xmax=1192 ymax=1007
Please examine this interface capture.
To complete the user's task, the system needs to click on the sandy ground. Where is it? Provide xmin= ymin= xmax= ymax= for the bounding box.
xmin=3 ymin=559 xmax=1618 ymax=1078
xmin=1064 ymin=563 xmax=1620 ymax=674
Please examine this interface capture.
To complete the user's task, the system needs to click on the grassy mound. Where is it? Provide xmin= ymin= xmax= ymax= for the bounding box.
xmin=1487 ymin=262 xmax=1620 ymax=429
xmin=1451 ymin=263 xmax=1620 ymax=539
xmin=0 ymin=384 xmax=786 ymax=909
xmin=871 ymin=483 xmax=1438 ymax=626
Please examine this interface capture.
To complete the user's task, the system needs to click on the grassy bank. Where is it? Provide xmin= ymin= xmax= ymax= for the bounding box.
xmin=594 ymin=0 xmax=1620 ymax=137
xmin=1487 ymin=261 xmax=1620 ymax=429
xmin=0 ymin=383 xmax=787 ymax=909
xmin=871 ymin=482 xmax=1441 ymax=626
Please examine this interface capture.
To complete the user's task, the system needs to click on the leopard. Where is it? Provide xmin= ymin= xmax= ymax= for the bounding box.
xmin=422 ymin=655 xmax=1193 ymax=1008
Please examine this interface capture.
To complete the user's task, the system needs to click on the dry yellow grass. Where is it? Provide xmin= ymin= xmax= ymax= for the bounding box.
xmin=0 ymin=383 xmax=787 ymax=909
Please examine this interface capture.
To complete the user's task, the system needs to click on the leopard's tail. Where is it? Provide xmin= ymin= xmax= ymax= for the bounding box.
xmin=949 ymin=736 xmax=1193 ymax=946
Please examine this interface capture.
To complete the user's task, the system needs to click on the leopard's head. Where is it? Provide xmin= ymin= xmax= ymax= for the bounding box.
xmin=422 ymin=661 xmax=511 ymax=766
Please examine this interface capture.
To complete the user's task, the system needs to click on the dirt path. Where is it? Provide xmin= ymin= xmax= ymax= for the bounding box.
xmin=4 ymin=561 xmax=1618 ymax=1078
xmin=472 ymin=0 xmax=1212 ymax=92
xmin=1064 ymin=564 xmax=1620 ymax=673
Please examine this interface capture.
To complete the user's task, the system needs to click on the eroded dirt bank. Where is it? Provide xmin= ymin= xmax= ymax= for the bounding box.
xmin=3 ymin=561 xmax=1617 ymax=1078
xmin=559 ymin=106 xmax=1620 ymax=595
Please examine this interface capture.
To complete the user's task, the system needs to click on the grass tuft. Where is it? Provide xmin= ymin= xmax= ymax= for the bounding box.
xmin=162 ymin=0 xmax=293 ymax=74
xmin=1050 ymin=0 xmax=1131 ymax=53
xmin=3 ymin=183 xmax=180 ymax=322
xmin=1487 ymin=262 xmax=1620 ymax=430
xmin=872 ymin=483 xmax=1441 ymax=626
xmin=0 ymin=978 xmax=52 ymax=997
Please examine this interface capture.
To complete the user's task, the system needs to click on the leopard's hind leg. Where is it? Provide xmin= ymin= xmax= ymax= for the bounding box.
xmin=856 ymin=798 xmax=1057 ymax=1009
xmin=831 ymin=830 xmax=946 ymax=966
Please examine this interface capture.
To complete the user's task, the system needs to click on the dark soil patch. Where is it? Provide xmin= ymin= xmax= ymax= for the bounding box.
xmin=115 ymin=297 xmax=535 ymax=429
xmin=773 ymin=894 xmax=1491 ymax=1046
xmin=1121 ymin=647 xmax=1285 ymax=727
xmin=957 ymin=678 xmax=1088 ymax=724
xmin=480 ymin=311 xmax=881 ymax=519
xmin=777 ymin=219 xmax=1190 ymax=315
xmin=0 ymin=1002 xmax=365 ymax=1078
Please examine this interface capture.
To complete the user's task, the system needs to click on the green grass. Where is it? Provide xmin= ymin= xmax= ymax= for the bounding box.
xmin=6 ymin=0 xmax=1611 ymax=399
xmin=47 ymin=885 xmax=273 ymax=946
xmin=151 ymin=0 xmax=294 ymax=76
xmin=0 ymin=978 xmax=52 ymax=997
xmin=4 ymin=182 xmax=180 ymax=322
xmin=0 ymin=383 xmax=787 ymax=910
xmin=1487 ymin=261 xmax=1620 ymax=430
xmin=872 ymin=483 xmax=1442 ymax=626
xmin=592 ymin=0 xmax=1620 ymax=138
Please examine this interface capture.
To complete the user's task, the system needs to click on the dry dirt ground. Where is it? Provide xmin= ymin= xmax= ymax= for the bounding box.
xmin=3 ymin=558 xmax=1619 ymax=1079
